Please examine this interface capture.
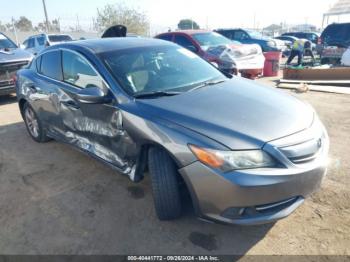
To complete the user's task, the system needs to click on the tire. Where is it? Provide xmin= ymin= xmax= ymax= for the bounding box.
xmin=23 ymin=103 xmax=51 ymax=143
xmin=148 ymin=147 xmax=182 ymax=220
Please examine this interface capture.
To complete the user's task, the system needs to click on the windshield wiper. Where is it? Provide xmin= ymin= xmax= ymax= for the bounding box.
xmin=189 ymin=79 xmax=226 ymax=92
xmin=134 ymin=90 xmax=181 ymax=99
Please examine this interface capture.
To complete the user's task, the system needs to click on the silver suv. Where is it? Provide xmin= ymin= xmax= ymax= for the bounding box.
xmin=23 ymin=34 xmax=73 ymax=55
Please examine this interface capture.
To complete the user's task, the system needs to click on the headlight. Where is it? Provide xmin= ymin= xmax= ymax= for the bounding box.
xmin=189 ymin=145 xmax=276 ymax=172
xmin=267 ymin=41 xmax=276 ymax=48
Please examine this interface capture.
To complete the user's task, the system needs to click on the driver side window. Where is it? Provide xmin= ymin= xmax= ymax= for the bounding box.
xmin=234 ymin=31 xmax=249 ymax=41
xmin=62 ymin=51 xmax=104 ymax=89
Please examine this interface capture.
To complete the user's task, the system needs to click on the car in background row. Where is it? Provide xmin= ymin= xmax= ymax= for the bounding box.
xmin=281 ymin=31 xmax=321 ymax=54
xmin=23 ymin=33 xmax=73 ymax=55
xmin=274 ymin=35 xmax=298 ymax=49
xmin=281 ymin=32 xmax=320 ymax=45
xmin=215 ymin=28 xmax=285 ymax=52
xmin=319 ymin=23 xmax=350 ymax=65
xmin=156 ymin=30 xmax=265 ymax=78
xmin=16 ymin=38 xmax=329 ymax=225
xmin=0 ymin=32 xmax=33 ymax=96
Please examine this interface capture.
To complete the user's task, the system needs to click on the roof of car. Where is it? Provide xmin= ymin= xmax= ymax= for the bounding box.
xmin=51 ymin=37 xmax=174 ymax=54
xmin=158 ymin=30 xmax=211 ymax=36
xmin=215 ymin=28 xmax=243 ymax=31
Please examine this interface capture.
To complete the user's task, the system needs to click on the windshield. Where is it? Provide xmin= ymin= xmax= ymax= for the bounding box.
xmin=103 ymin=45 xmax=225 ymax=96
xmin=322 ymin=25 xmax=350 ymax=46
xmin=48 ymin=35 xmax=73 ymax=42
xmin=246 ymin=30 xmax=264 ymax=39
xmin=192 ymin=32 xmax=233 ymax=47
xmin=0 ymin=34 xmax=17 ymax=49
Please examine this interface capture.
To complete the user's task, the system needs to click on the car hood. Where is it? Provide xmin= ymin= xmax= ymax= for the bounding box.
xmin=137 ymin=78 xmax=314 ymax=150
xmin=0 ymin=48 xmax=33 ymax=63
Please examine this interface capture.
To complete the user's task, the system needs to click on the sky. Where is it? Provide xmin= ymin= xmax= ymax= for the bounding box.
xmin=0 ymin=0 xmax=342 ymax=34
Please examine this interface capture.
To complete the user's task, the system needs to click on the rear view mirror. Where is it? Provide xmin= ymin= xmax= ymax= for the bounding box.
xmin=76 ymin=86 xmax=110 ymax=104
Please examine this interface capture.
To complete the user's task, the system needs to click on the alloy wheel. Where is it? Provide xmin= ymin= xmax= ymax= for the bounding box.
xmin=25 ymin=106 xmax=39 ymax=138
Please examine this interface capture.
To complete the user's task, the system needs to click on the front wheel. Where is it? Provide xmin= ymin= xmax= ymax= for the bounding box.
xmin=148 ymin=147 xmax=182 ymax=220
xmin=23 ymin=103 xmax=51 ymax=143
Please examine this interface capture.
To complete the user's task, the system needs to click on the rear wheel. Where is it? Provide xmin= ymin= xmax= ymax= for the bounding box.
xmin=148 ymin=147 xmax=182 ymax=220
xmin=23 ymin=103 xmax=50 ymax=143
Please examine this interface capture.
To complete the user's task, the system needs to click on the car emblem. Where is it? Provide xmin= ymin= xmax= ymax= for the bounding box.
xmin=317 ymin=138 xmax=322 ymax=148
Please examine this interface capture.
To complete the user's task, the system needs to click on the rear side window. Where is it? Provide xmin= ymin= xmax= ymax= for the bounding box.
xmin=27 ymin=38 xmax=35 ymax=48
xmin=36 ymin=56 xmax=42 ymax=71
xmin=49 ymin=35 xmax=73 ymax=42
xmin=322 ymin=24 xmax=350 ymax=45
xmin=157 ymin=34 xmax=173 ymax=42
xmin=62 ymin=51 xmax=104 ymax=89
xmin=40 ymin=51 xmax=62 ymax=80
xmin=37 ymin=36 xmax=45 ymax=46
xmin=218 ymin=30 xmax=235 ymax=40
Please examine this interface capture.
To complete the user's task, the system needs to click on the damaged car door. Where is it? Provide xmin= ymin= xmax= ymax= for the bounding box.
xmin=58 ymin=49 xmax=132 ymax=172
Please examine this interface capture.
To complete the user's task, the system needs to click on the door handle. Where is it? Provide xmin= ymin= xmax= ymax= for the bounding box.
xmin=61 ymin=100 xmax=80 ymax=109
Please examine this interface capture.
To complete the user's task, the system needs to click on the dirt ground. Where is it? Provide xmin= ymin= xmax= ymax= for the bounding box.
xmin=0 ymin=80 xmax=349 ymax=255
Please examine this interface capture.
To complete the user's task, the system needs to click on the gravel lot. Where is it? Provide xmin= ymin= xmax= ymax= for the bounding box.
xmin=0 ymin=80 xmax=349 ymax=255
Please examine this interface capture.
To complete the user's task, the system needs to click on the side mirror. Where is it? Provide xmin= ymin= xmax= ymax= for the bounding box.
xmin=76 ymin=86 xmax=110 ymax=104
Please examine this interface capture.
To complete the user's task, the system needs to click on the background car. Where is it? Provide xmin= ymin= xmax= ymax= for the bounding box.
xmin=319 ymin=23 xmax=350 ymax=64
xmin=156 ymin=30 xmax=265 ymax=78
xmin=215 ymin=28 xmax=283 ymax=52
xmin=23 ymin=33 xmax=73 ymax=55
xmin=275 ymin=35 xmax=298 ymax=48
xmin=281 ymin=31 xmax=320 ymax=54
xmin=281 ymin=32 xmax=320 ymax=45
xmin=0 ymin=32 xmax=33 ymax=96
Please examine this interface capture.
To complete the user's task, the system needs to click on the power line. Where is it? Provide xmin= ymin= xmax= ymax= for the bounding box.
xmin=42 ymin=0 xmax=50 ymax=32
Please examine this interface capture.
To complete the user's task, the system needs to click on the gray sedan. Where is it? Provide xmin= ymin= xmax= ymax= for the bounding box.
xmin=15 ymin=38 xmax=329 ymax=225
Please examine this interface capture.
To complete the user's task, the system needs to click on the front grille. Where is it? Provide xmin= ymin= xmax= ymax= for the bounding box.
xmin=0 ymin=79 xmax=14 ymax=88
xmin=0 ymin=60 xmax=29 ymax=70
xmin=279 ymin=137 xmax=324 ymax=164
xmin=0 ymin=60 xmax=29 ymax=82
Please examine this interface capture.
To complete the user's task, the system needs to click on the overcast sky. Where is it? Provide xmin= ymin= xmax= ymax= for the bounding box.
xmin=0 ymin=0 xmax=340 ymax=33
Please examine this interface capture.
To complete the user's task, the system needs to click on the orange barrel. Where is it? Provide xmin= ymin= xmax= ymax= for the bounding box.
xmin=263 ymin=51 xmax=282 ymax=77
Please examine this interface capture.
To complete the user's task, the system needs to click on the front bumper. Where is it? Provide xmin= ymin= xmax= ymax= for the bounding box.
xmin=179 ymin=121 xmax=329 ymax=226
xmin=179 ymin=162 xmax=326 ymax=225
xmin=0 ymin=81 xmax=15 ymax=96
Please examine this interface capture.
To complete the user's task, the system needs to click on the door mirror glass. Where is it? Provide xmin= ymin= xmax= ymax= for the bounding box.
xmin=76 ymin=86 xmax=109 ymax=104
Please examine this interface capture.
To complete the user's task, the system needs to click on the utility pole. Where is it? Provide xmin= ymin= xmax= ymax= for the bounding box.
xmin=42 ymin=0 xmax=50 ymax=32
xmin=11 ymin=17 xmax=19 ymax=45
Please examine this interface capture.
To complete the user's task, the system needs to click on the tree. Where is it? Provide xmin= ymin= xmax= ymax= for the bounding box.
xmin=15 ymin=16 xmax=33 ymax=31
xmin=0 ymin=21 xmax=6 ymax=31
xmin=96 ymin=3 xmax=149 ymax=35
xmin=177 ymin=19 xmax=200 ymax=30
xmin=34 ymin=19 xmax=61 ymax=33
xmin=51 ymin=19 xmax=61 ymax=32
xmin=34 ymin=22 xmax=47 ymax=32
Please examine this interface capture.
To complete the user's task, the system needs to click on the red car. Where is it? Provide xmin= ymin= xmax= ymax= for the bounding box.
xmin=155 ymin=30 xmax=265 ymax=79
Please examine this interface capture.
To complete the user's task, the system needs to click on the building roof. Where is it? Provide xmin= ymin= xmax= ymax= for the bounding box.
xmin=325 ymin=0 xmax=350 ymax=15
